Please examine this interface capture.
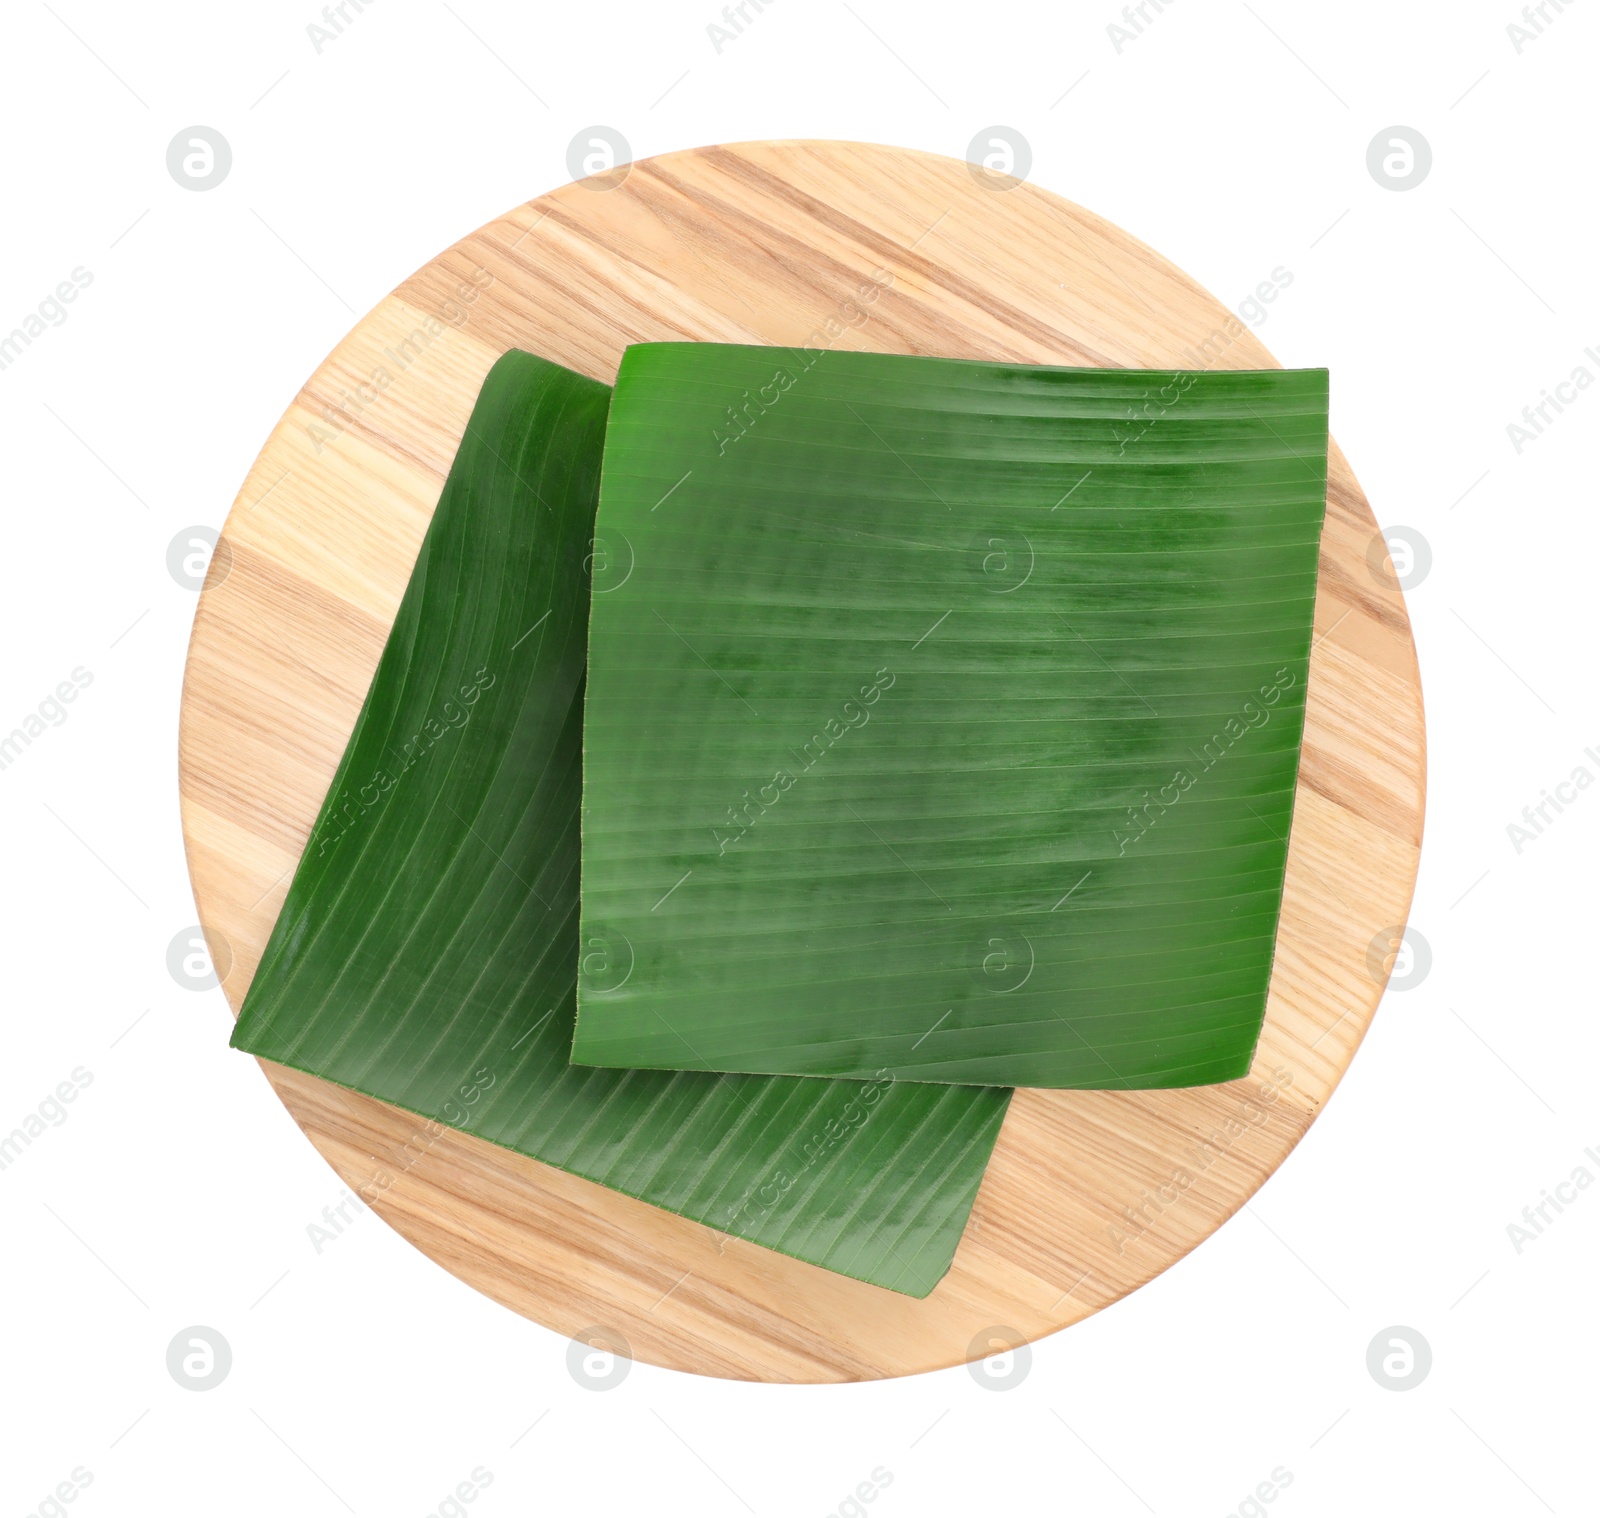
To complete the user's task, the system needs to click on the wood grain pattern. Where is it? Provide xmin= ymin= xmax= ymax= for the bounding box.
xmin=177 ymin=141 xmax=1425 ymax=1382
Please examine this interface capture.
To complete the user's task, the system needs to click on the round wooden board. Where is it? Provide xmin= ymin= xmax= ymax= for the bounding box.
xmin=178 ymin=140 xmax=1424 ymax=1383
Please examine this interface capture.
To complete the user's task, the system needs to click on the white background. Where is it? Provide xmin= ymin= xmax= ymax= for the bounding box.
xmin=2 ymin=1 xmax=1595 ymax=1513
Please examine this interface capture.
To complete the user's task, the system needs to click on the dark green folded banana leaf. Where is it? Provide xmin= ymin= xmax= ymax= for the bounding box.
xmin=574 ymin=345 xmax=1328 ymax=1088
xmin=229 ymin=349 xmax=1010 ymax=1297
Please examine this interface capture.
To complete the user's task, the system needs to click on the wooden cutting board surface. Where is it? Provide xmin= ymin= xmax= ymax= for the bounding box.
xmin=178 ymin=140 xmax=1425 ymax=1382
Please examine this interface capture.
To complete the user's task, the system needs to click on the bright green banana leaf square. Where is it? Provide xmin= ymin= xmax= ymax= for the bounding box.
xmin=230 ymin=349 xmax=1010 ymax=1297
xmin=574 ymin=344 xmax=1328 ymax=1088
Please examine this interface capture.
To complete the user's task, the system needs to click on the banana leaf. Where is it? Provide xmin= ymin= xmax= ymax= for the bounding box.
xmin=574 ymin=345 xmax=1328 ymax=1088
xmin=229 ymin=349 xmax=1010 ymax=1297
